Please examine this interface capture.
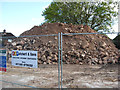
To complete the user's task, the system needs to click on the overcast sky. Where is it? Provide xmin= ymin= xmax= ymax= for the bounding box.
xmin=0 ymin=0 xmax=118 ymax=39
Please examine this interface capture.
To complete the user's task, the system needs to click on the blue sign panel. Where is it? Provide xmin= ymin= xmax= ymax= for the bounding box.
xmin=0 ymin=50 xmax=6 ymax=72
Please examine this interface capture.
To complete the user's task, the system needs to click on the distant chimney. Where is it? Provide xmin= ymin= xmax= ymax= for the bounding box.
xmin=3 ymin=29 xmax=6 ymax=33
xmin=3 ymin=29 xmax=6 ymax=35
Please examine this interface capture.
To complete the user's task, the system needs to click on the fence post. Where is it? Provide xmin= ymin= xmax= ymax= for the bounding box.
xmin=61 ymin=32 xmax=63 ymax=89
xmin=58 ymin=33 xmax=60 ymax=88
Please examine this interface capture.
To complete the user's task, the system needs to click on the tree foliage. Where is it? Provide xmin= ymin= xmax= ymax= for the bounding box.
xmin=42 ymin=1 xmax=118 ymax=32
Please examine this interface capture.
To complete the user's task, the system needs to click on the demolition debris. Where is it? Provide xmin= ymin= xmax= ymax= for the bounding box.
xmin=6 ymin=23 xmax=119 ymax=65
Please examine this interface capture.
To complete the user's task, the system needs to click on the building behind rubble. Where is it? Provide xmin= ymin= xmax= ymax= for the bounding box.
xmin=0 ymin=29 xmax=16 ymax=47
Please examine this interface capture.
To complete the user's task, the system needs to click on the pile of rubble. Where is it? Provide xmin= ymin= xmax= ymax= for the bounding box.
xmin=6 ymin=23 xmax=119 ymax=65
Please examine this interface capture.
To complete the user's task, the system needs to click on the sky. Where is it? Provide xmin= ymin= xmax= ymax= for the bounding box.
xmin=0 ymin=0 xmax=52 ymax=36
xmin=0 ymin=0 xmax=119 ymax=39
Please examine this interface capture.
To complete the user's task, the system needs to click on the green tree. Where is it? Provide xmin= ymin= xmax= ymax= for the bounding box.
xmin=42 ymin=1 xmax=118 ymax=32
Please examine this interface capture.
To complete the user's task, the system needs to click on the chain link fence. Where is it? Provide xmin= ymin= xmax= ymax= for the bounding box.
xmin=1 ymin=34 xmax=60 ymax=88
xmin=61 ymin=32 xmax=120 ymax=88
xmin=0 ymin=32 xmax=120 ymax=89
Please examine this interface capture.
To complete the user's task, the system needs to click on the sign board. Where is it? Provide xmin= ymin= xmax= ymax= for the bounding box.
xmin=11 ymin=50 xmax=38 ymax=68
xmin=0 ymin=50 xmax=7 ymax=72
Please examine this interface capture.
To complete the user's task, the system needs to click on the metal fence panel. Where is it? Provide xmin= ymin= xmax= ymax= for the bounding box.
xmin=1 ymin=34 xmax=60 ymax=88
xmin=0 ymin=32 xmax=120 ymax=89
xmin=61 ymin=32 xmax=120 ymax=88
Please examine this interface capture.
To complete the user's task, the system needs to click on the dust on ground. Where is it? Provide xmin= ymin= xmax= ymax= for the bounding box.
xmin=1 ymin=63 xmax=119 ymax=88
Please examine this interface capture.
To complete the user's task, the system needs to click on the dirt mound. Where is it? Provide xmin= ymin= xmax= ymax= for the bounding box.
xmin=20 ymin=23 xmax=96 ymax=36
xmin=7 ymin=23 xmax=119 ymax=65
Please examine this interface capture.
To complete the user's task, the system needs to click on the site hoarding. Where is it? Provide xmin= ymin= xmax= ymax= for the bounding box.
xmin=11 ymin=50 xmax=38 ymax=68
xmin=0 ymin=49 xmax=7 ymax=72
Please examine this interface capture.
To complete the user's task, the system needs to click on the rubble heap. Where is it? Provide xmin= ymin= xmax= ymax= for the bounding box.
xmin=6 ymin=23 xmax=119 ymax=65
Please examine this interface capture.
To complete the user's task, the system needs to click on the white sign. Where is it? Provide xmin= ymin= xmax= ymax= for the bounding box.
xmin=11 ymin=50 xmax=38 ymax=68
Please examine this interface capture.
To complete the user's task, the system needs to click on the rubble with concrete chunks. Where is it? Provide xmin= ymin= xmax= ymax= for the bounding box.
xmin=6 ymin=23 xmax=120 ymax=65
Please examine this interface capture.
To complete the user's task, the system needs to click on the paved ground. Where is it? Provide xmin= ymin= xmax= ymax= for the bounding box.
xmin=0 ymin=63 xmax=119 ymax=88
